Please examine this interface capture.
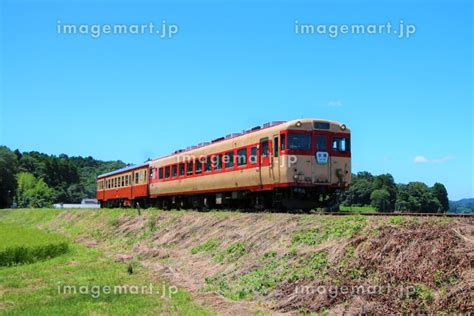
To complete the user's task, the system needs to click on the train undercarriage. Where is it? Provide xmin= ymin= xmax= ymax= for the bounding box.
xmin=100 ymin=187 xmax=341 ymax=212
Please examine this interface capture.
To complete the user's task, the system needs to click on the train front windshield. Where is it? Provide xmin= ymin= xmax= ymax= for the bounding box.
xmin=288 ymin=134 xmax=312 ymax=150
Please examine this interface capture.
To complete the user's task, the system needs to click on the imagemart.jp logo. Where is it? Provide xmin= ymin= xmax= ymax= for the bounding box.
xmin=56 ymin=20 xmax=179 ymax=39
xmin=294 ymin=20 xmax=416 ymax=39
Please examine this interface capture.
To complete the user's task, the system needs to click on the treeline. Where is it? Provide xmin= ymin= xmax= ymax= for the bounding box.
xmin=0 ymin=146 xmax=451 ymax=212
xmin=340 ymin=172 xmax=449 ymax=213
xmin=0 ymin=146 xmax=126 ymax=208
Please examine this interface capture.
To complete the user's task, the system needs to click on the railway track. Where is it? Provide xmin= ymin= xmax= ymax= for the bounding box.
xmin=317 ymin=212 xmax=474 ymax=218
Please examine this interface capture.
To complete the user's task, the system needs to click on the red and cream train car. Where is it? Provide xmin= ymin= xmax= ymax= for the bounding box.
xmin=96 ymin=163 xmax=149 ymax=207
xmin=97 ymin=118 xmax=351 ymax=210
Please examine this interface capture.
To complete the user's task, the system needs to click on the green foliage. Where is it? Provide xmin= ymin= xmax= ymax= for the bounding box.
xmin=449 ymin=198 xmax=474 ymax=214
xmin=342 ymin=171 xmax=449 ymax=213
xmin=206 ymin=251 xmax=329 ymax=300
xmin=17 ymin=172 xmax=55 ymax=208
xmin=0 ymin=146 xmax=127 ymax=207
xmin=148 ymin=218 xmax=157 ymax=232
xmin=370 ymin=189 xmax=391 ymax=212
xmin=0 ymin=222 xmax=69 ymax=266
xmin=292 ymin=216 xmax=366 ymax=246
xmin=432 ymin=183 xmax=449 ymax=212
xmin=396 ymin=182 xmax=443 ymax=213
xmin=410 ymin=284 xmax=434 ymax=308
xmin=389 ymin=217 xmax=405 ymax=225
xmin=0 ymin=241 xmax=212 ymax=315
xmin=339 ymin=205 xmax=376 ymax=213
xmin=215 ymin=241 xmax=247 ymax=262
xmin=191 ymin=239 xmax=220 ymax=255
xmin=342 ymin=172 xmax=397 ymax=211
xmin=0 ymin=146 xmax=18 ymax=208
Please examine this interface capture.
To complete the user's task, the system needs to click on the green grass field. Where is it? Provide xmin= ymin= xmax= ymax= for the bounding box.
xmin=0 ymin=222 xmax=69 ymax=266
xmin=0 ymin=210 xmax=213 ymax=316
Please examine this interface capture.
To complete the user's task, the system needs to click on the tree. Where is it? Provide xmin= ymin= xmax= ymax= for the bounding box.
xmin=342 ymin=172 xmax=374 ymax=206
xmin=17 ymin=172 xmax=55 ymax=208
xmin=432 ymin=183 xmax=449 ymax=213
xmin=370 ymin=189 xmax=391 ymax=212
xmin=372 ymin=174 xmax=397 ymax=211
xmin=395 ymin=182 xmax=442 ymax=213
xmin=0 ymin=146 xmax=18 ymax=208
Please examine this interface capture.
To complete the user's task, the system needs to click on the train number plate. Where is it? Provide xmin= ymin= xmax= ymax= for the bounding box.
xmin=316 ymin=151 xmax=329 ymax=164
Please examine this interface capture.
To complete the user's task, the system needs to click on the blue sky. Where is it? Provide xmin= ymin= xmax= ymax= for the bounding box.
xmin=1 ymin=0 xmax=472 ymax=200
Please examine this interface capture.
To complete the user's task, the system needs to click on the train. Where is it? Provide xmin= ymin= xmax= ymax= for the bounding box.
xmin=96 ymin=118 xmax=351 ymax=210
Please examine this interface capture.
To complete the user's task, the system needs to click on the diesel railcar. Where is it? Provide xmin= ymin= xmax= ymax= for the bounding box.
xmin=97 ymin=118 xmax=351 ymax=210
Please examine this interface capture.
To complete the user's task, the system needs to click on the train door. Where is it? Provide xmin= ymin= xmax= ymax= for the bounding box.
xmin=272 ymin=134 xmax=281 ymax=183
xmin=313 ymin=133 xmax=331 ymax=183
xmin=259 ymin=138 xmax=270 ymax=185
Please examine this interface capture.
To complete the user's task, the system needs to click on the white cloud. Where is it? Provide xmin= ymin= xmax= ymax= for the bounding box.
xmin=414 ymin=155 xmax=429 ymax=163
xmin=327 ymin=100 xmax=343 ymax=107
xmin=414 ymin=155 xmax=455 ymax=164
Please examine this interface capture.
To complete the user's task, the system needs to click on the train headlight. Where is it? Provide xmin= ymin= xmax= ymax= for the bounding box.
xmin=295 ymin=121 xmax=302 ymax=128
xmin=340 ymin=124 xmax=346 ymax=131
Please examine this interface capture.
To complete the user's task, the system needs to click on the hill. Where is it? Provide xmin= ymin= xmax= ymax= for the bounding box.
xmin=450 ymin=198 xmax=474 ymax=214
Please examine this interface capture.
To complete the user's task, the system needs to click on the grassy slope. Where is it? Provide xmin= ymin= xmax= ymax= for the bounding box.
xmin=0 ymin=208 xmax=471 ymax=314
xmin=0 ymin=209 xmax=213 ymax=316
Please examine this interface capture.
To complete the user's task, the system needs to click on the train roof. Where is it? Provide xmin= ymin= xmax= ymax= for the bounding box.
xmin=150 ymin=118 xmax=348 ymax=163
xmin=97 ymin=162 xmax=149 ymax=179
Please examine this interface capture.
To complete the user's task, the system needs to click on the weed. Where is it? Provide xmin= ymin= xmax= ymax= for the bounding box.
xmin=191 ymin=239 xmax=220 ymax=255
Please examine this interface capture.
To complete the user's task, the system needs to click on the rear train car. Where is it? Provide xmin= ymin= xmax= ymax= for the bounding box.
xmin=96 ymin=163 xmax=149 ymax=208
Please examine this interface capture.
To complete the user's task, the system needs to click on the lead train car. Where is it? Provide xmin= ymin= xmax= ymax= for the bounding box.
xmin=97 ymin=118 xmax=351 ymax=210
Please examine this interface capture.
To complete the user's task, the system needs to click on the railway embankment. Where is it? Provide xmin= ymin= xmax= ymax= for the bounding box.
xmin=1 ymin=209 xmax=472 ymax=314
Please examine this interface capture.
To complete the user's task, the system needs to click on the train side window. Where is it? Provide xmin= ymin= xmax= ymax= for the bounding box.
xmin=249 ymin=146 xmax=257 ymax=164
xmin=281 ymin=134 xmax=286 ymax=151
xmin=205 ymin=157 xmax=212 ymax=173
xmin=179 ymin=163 xmax=185 ymax=176
xmin=195 ymin=159 xmax=202 ymax=174
xmin=273 ymin=137 xmax=279 ymax=157
xmin=237 ymin=148 xmax=247 ymax=166
xmin=317 ymin=136 xmax=327 ymax=151
xmin=215 ymin=154 xmax=222 ymax=170
xmin=332 ymin=137 xmax=350 ymax=152
xmin=128 ymin=175 xmax=131 ymax=184
xmin=144 ymin=170 xmax=147 ymax=181
xmin=135 ymin=173 xmax=139 ymax=184
xmin=261 ymin=140 xmax=269 ymax=157
xmin=159 ymin=167 xmax=164 ymax=179
xmin=172 ymin=165 xmax=177 ymax=178
xmin=165 ymin=167 xmax=170 ymax=179
xmin=187 ymin=160 xmax=194 ymax=176
xmin=121 ymin=176 xmax=125 ymax=187
xmin=225 ymin=151 xmax=234 ymax=168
